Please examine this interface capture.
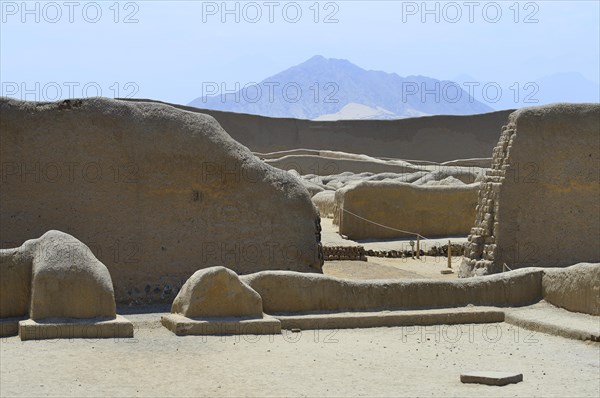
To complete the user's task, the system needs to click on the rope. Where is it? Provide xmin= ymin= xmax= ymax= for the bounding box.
xmin=341 ymin=208 xmax=430 ymax=240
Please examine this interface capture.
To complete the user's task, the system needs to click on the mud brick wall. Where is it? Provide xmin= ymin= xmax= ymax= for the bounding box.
xmin=460 ymin=104 xmax=600 ymax=276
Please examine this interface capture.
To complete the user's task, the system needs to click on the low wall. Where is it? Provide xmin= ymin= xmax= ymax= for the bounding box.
xmin=334 ymin=181 xmax=479 ymax=239
xmin=323 ymin=246 xmax=367 ymax=261
xmin=241 ymin=268 xmax=543 ymax=314
xmin=242 ymin=263 xmax=600 ymax=316
xmin=265 ymin=155 xmax=421 ymax=176
xmin=542 ymin=263 xmax=600 ymax=315
xmin=364 ymin=243 xmax=466 ymax=258
xmin=441 ymin=158 xmax=492 ymax=168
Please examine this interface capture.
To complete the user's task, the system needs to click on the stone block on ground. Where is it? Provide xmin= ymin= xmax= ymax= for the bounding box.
xmin=460 ymin=371 xmax=523 ymax=386
xmin=19 ymin=315 xmax=134 ymax=341
xmin=161 ymin=313 xmax=281 ymax=336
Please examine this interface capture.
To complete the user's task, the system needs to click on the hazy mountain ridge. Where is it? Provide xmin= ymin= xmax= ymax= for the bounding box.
xmin=188 ymin=55 xmax=494 ymax=119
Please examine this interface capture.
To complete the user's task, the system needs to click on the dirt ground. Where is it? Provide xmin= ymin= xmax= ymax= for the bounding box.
xmin=1 ymin=319 xmax=599 ymax=397
xmin=320 ymin=216 xmax=467 ymax=281
xmin=323 ymin=256 xmax=462 ymax=280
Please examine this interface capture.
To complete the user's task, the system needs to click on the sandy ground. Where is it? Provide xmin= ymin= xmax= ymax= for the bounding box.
xmin=321 ymin=216 xmax=465 ymax=281
xmin=323 ymin=256 xmax=462 ymax=280
xmin=1 ymin=319 xmax=598 ymax=398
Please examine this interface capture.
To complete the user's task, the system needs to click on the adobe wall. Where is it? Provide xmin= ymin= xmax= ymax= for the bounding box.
xmin=0 ymin=98 xmax=323 ymax=304
xmin=241 ymin=268 xmax=544 ymax=314
xmin=542 ymin=263 xmax=600 ymax=315
xmin=460 ymin=104 xmax=600 ymax=276
xmin=121 ymin=98 xmax=513 ymax=162
xmin=334 ymin=181 xmax=479 ymax=240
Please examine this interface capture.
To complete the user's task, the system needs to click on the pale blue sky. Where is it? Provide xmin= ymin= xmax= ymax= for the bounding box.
xmin=1 ymin=0 xmax=599 ymax=104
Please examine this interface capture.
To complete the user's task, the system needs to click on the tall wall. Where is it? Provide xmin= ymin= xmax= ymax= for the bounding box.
xmin=122 ymin=99 xmax=513 ymax=162
xmin=0 ymin=98 xmax=323 ymax=304
xmin=460 ymin=104 xmax=600 ymax=276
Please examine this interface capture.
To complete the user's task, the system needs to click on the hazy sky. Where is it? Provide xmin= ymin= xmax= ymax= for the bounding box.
xmin=1 ymin=0 xmax=599 ymax=104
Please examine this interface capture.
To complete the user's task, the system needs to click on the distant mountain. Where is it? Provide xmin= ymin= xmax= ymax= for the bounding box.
xmin=188 ymin=56 xmax=493 ymax=120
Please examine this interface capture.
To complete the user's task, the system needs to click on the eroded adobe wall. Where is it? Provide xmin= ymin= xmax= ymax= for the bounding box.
xmin=242 ymin=268 xmax=544 ymax=314
xmin=460 ymin=104 xmax=600 ymax=277
xmin=334 ymin=181 xmax=479 ymax=240
xmin=0 ymin=98 xmax=323 ymax=304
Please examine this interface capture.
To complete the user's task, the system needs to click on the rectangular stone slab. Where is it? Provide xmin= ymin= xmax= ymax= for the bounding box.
xmin=460 ymin=371 xmax=523 ymax=386
xmin=19 ymin=315 xmax=134 ymax=341
xmin=275 ymin=307 xmax=505 ymax=330
xmin=161 ymin=313 xmax=281 ymax=336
